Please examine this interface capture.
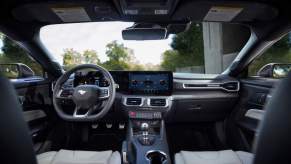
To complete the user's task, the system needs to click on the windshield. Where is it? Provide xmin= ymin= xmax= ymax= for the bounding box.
xmin=40 ymin=22 xmax=250 ymax=74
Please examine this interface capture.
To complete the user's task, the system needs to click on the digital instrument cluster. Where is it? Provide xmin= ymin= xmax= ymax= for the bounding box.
xmin=73 ymin=70 xmax=109 ymax=87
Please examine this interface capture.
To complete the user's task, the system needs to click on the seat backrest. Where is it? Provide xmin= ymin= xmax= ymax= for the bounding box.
xmin=253 ymin=72 xmax=291 ymax=164
xmin=0 ymin=76 xmax=37 ymax=164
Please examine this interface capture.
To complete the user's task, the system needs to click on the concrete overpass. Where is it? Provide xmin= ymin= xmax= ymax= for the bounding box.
xmin=202 ymin=22 xmax=250 ymax=74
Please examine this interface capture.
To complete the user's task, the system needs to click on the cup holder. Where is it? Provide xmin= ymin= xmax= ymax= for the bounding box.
xmin=146 ymin=150 xmax=167 ymax=164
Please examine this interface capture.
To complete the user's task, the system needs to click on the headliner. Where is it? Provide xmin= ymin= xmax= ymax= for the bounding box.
xmin=0 ymin=0 xmax=289 ymax=41
xmin=0 ymin=0 xmax=291 ymax=77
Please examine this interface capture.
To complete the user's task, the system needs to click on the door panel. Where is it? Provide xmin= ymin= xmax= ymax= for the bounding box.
xmin=244 ymin=109 xmax=265 ymax=121
xmin=11 ymin=78 xmax=54 ymax=152
xmin=237 ymin=81 xmax=271 ymax=134
xmin=226 ymin=77 xmax=279 ymax=151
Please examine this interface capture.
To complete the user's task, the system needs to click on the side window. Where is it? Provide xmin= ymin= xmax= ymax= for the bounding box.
xmin=0 ymin=34 xmax=43 ymax=79
xmin=248 ymin=34 xmax=291 ymax=78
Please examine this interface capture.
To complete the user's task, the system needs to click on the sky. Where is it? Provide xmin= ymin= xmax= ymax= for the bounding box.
xmin=40 ymin=22 xmax=173 ymax=65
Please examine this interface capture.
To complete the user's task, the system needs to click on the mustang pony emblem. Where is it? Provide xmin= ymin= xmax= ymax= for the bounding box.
xmin=78 ymin=90 xmax=87 ymax=95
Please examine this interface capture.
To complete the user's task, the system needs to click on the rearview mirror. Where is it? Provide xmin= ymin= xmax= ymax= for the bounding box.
xmin=257 ymin=63 xmax=291 ymax=78
xmin=122 ymin=28 xmax=167 ymax=40
xmin=0 ymin=63 xmax=35 ymax=79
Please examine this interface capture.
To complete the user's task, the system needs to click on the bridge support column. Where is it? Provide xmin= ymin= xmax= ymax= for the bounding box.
xmin=202 ymin=22 xmax=250 ymax=74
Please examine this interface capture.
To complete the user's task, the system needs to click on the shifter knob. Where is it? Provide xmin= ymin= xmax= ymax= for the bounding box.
xmin=141 ymin=122 xmax=149 ymax=131
xmin=139 ymin=122 xmax=154 ymax=145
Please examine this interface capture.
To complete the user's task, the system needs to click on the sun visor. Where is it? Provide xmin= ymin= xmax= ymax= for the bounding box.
xmin=173 ymin=1 xmax=278 ymax=23
xmin=12 ymin=1 xmax=120 ymax=23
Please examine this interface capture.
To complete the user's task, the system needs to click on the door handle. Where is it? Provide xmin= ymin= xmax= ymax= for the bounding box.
xmin=18 ymin=96 xmax=25 ymax=105
xmin=245 ymin=109 xmax=265 ymax=121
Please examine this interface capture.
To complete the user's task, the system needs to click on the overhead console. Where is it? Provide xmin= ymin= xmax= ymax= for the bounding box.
xmin=118 ymin=0 xmax=178 ymax=16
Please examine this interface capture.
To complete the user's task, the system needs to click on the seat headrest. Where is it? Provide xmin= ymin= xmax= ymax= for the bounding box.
xmin=0 ymin=77 xmax=37 ymax=164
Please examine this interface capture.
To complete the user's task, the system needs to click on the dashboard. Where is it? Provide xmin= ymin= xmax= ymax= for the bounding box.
xmin=71 ymin=70 xmax=173 ymax=95
xmin=60 ymin=70 xmax=240 ymax=122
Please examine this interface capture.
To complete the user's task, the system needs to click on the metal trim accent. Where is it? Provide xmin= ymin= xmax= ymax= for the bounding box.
xmin=99 ymin=87 xmax=110 ymax=99
xmin=73 ymin=108 xmax=90 ymax=118
xmin=56 ymin=89 xmax=72 ymax=99
xmin=245 ymin=109 xmax=265 ymax=121
xmin=145 ymin=150 xmax=167 ymax=162
xmin=182 ymin=81 xmax=240 ymax=92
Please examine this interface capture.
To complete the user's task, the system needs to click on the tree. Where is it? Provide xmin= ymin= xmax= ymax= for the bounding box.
xmin=160 ymin=50 xmax=180 ymax=71
xmin=268 ymin=36 xmax=291 ymax=52
xmin=62 ymin=49 xmax=100 ymax=70
xmin=60 ymin=42 xmax=146 ymax=71
xmin=161 ymin=23 xmax=204 ymax=71
xmin=106 ymin=41 xmax=130 ymax=62
xmin=62 ymin=48 xmax=81 ymax=69
xmin=102 ymin=41 xmax=131 ymax=70
xmin=143 ymin=63 xmax=160 ymax=71
xmin=83 ymin=50 xmax=100 ymax=64
xmin=171 ymin=23 xmax=204 ymax=65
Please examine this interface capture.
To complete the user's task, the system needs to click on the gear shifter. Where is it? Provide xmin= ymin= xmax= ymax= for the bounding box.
xmin=139 ymin=122 xmax=154 ymax=145
xmin=141 ymin=122 xmax=149 ymax=143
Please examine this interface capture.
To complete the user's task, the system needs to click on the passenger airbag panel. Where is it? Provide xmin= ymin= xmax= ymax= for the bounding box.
xmin=168 ymin=98 xmax=237 ymax=122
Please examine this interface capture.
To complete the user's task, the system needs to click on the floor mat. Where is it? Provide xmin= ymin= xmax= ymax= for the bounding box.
xmin=51 ymin=123 xmax=126 ymax=152
xmin=166 ymin=123 xmax=225 ymax=155
xmin=75 ymin=123 xmax=126 ymax=152
xmin=79 ymin=133 xmax=124 ymax=151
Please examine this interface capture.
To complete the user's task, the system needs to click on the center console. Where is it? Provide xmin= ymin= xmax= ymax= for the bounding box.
xmin=123 ymin=119 xmax=170 ymax=164
xmin=119 ymin=71 xmax=173 ymax=164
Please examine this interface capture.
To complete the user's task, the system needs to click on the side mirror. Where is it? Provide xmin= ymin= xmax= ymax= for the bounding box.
xmin=272 ymin=64 xmax=291 ymax=78
xmin=0 ymin=63 xmax=35 ymax=79
xmin=257 ymin=63 xmax=291 ymax=78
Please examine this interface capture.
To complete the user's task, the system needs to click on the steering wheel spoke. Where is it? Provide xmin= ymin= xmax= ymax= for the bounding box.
xmin=73 ymin=105 xmax=93 ymax=118
xmin=56 ymin=89 xmax=74 ymax=100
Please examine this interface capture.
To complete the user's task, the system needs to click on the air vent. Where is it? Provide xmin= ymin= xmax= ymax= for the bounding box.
xmin=126 ymin=98 xmax=142 ymax=106
xmin=183 ymin=81 xmax=239 ymax=92
xmin=150 ymin=98 xmax=167 ymax=107
xmin=183 ymin=84 xmax=208 ymax=88
xmin=221 ymin=82 xmax=239 ymax=92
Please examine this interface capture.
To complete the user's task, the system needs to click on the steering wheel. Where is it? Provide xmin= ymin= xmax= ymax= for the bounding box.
xmin=53 ymin=64 xmax=116 ymax=121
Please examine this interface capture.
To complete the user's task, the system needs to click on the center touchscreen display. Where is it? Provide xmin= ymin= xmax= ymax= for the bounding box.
xmin=128 ymin=71 xmax=173 ymax=95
